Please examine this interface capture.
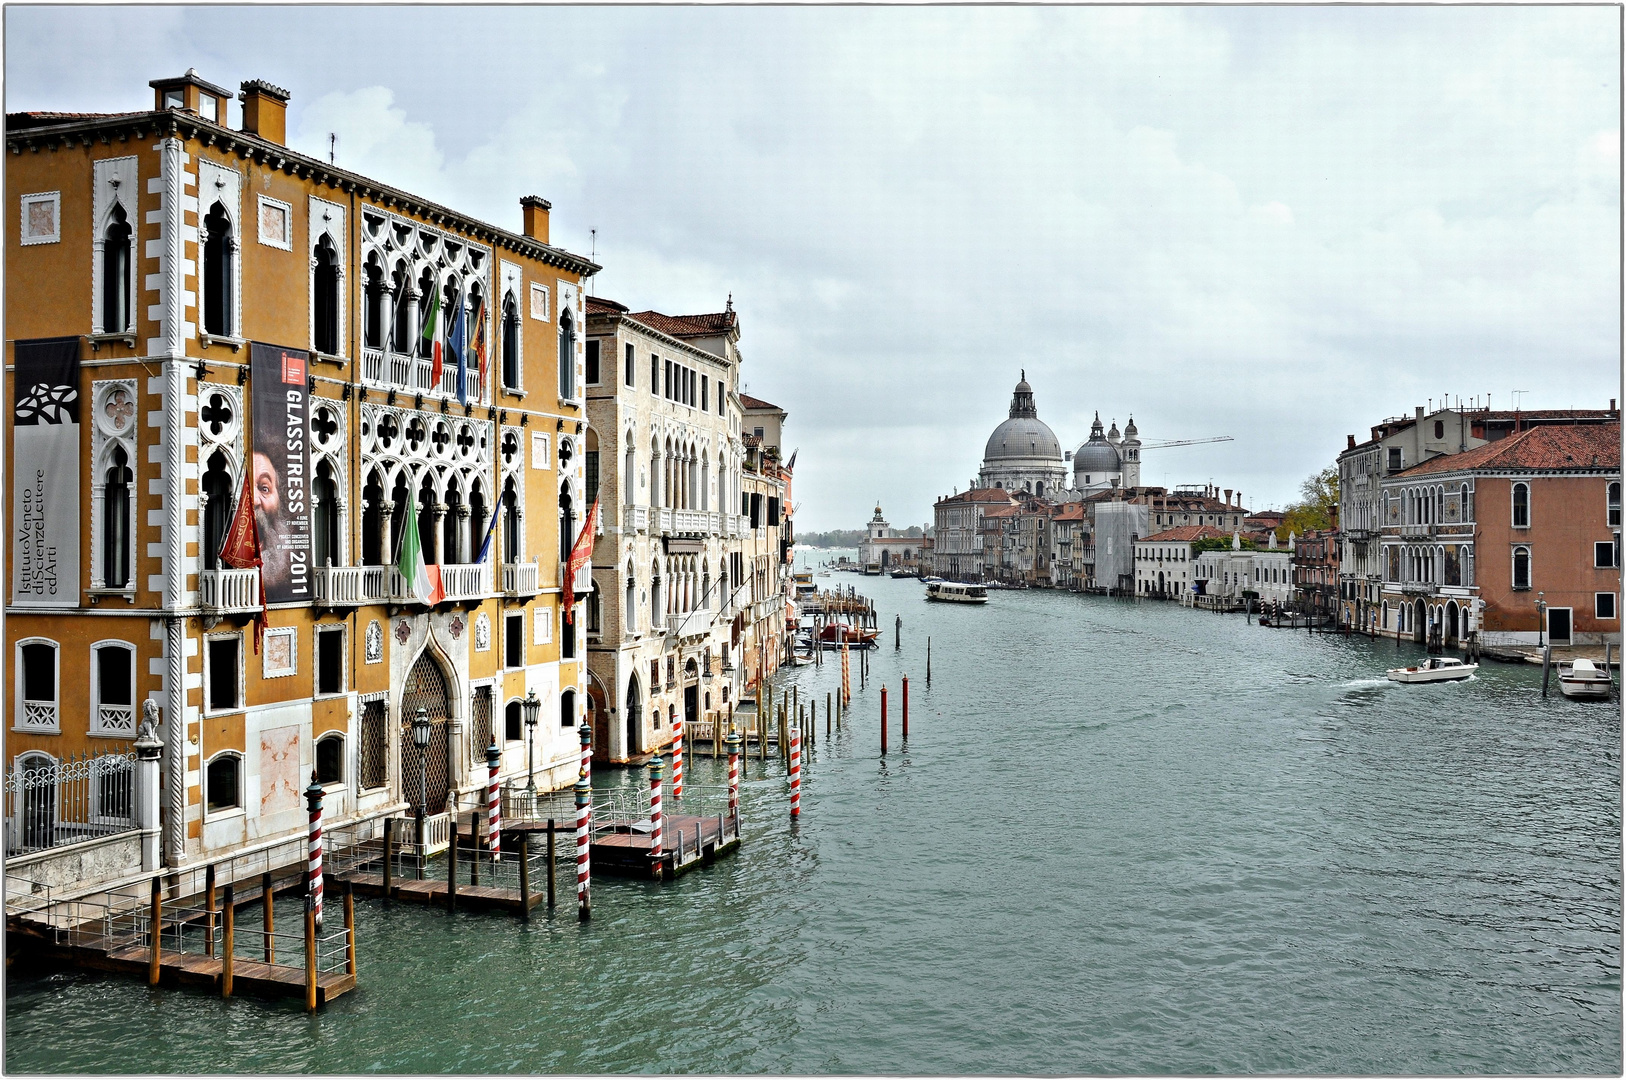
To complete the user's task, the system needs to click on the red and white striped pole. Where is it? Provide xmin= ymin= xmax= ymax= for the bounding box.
xmin=671 ymin=716 xmax=684 ymax=799
xmin=648 ymin=757 xmax=665 ymax=862
xmin=726 ymin=723 xmax=742 ymax=818
xmin=579 ymin=720 xmax=593 ymax=781
xmin=304 ymin=772 xmax=324 ymax=929
xmin=485 ymin=740 xmax=501 ymax=862
xmin=789 ymin=727 xmax=801 ymax=818
xmin=573 ymin=767 xmax=592 ymax=922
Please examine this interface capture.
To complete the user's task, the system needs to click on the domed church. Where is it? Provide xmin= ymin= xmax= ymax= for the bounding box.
xmin=978 ymin=372 xmax=1068 ymax=497
xmin=1072 ymin=412 xmax=1141 ymax=494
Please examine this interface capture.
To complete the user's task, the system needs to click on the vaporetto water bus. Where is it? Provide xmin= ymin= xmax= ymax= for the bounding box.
xmin=926 ymin=581 xmax=988 ymax=604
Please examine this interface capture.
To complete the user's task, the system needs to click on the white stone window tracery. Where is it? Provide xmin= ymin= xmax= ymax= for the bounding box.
xmin=309 ymin=196 xmax=347 ymax=359
xmin=197 ymin=383 xmax=246 ymax=576
xmin=197 ymin=159 xmax=243 ymax=344
xmin=359 ymin=402 xmax=494 ymax=569
xmin=91 ymin=158 xmax=139 ymax=337
xmin=90 ymin=380 xmax=139 ymax=593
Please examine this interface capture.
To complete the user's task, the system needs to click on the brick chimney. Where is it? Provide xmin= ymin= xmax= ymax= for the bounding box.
xmin=239 ymin=79 xmax=290 ymax=146
xmin=1224 ymin=488 xmax=1232 ymax=506
xmin=1347 ymin=434 xmax=1356 ymax=450
xmin=520 ymin=196 xmax=551 ymax=244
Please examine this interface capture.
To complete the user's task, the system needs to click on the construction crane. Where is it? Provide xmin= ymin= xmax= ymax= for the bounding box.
xmin=1138 ymin=436 xmax=1234 ymax=450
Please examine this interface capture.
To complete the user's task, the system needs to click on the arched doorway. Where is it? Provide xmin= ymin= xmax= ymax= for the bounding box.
xmin=400 ymin=651 xmax=452 ymax=814
xmin=1157 ymin=570 xmax=1165 ymax=597
xmin=588 ymin=674 xmax=608 ymax=766
xmin=683 ymin=658 xmax=700 ymax=733
xmin=881 ymin=549 xmax=890 ymax=568
xmin=1446 ymin=601 xmax=1460 ymax=647
xmin=625 ymin=674 xmax=642 ymax=759
xmin=1413 ymin=597 xmax=1427 ymax=644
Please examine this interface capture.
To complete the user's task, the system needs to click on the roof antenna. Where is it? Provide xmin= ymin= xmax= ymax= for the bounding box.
xmin=329 ymin=132 xmax=336 ymax=164
xmin=588 ymin=228 xmax=597 ymax=295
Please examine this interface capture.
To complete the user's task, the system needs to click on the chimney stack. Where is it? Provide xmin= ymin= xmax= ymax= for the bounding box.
xmin=1224 ymin=488 xmax=1232 ymax=506
xmin=239 ymin=79 xmax=290 ymax=146
xmin=1415 ymin=405 xmax=1424 ymax=420
xmin=1347 ymin=434 xmax=1356 ymax=450
xmin=1235 ymin=491 xmax=1242 ymax=509
xmin=521 ymin=196 xmax=551 ymax=244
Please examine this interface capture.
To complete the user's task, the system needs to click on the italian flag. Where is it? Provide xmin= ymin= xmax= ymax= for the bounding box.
xmin=395 ymin=502 xmax=444 ymax=607
xmin=421 ymin=289 xmax=443 ymax=387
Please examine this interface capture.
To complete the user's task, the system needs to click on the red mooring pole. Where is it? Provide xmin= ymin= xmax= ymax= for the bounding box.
xmin=881 ymin=685 xmax=888 ymax=756
xmin=902 ymin=674 xmax=909 ymax=740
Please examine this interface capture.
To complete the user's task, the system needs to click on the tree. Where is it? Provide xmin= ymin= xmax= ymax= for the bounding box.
xmin=1280 ymin=465 xmax=1338 ymax=538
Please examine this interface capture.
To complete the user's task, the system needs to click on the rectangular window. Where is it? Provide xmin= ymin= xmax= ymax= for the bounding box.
xmin=768 ymin=497 xmax=780 ymax=526
xmin=207 ymin=635 xmax=241 ymax=712
xmin=93 ymin=645 xmax=135 ymax=737
xmin=585 ymin=340 xmax=600 ymax=385
xmin=505 ymin=614 xmax=524 ymax=668
xmin=701 ymin=375 xmax=708 ymax=412
xmin=625 ymin=343 xmax=635 ymax=388
xmin=316 ymin=626 xmax=345 ymax=695
xmin=586 ymin=450 xmax=599 ymax=503
xmin=665 ymin=359 xmax=673 ymax=400
xmin=1595 ymin=541 xmax=1619 ymax=569
xmin=651 ymin=354 xmax=660 ymax=394
xmin=1597 ymin=592 xmax=1617 ymax=620
xmin=1387 ymin=447 xmax=1402 ymax=472
xmin=750 ymin=493 xmax=763 ymax=529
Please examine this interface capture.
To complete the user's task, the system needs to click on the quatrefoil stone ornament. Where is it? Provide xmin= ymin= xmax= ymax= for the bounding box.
xmin=104 ymin=387 xmax=134 ymax=431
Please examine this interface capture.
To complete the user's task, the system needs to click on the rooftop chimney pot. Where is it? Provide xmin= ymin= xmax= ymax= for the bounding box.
xmin=1347 ymin=434 xmax=1356 ymax=450
xmin=520 ymin=196 xmax=551 ymax=244
xmin=239 ymin=79 xmax=290 ymax=146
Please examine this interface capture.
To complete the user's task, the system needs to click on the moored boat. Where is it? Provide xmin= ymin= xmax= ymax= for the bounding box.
xmin=817 ymin=622 xmax=879 ymax=646
xmin=1386 ymin=656 xmax=1477 ymax=684
xmin=925 ymin=581 xmax=988 ymax=604
xmin=1557 ymin=658 xmax=1612 ymax=700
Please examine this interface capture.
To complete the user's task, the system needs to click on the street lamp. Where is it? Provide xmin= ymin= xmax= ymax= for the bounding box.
xmin=523 ymin=688 xmax=541 ymax=794
xmin=1536 ymin=591 xmax=1547 ymax=649
xmin=410 ymin=706 xmax=432 ymax=876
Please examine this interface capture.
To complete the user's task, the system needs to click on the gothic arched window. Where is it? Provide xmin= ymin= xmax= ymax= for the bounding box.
xmin=103 ymin=447 xmax=133 ymax=588
xmin=102 ymin=205 xmax=132 ymax=333
xmin=313 ymin=235 xmax=340 ymax=355
xmin=501 ymin=292 xmax=520 ymax=389
xmin=202 ymin=202 xmax=234 ymax=337
xmin=558 ymin=307 xmax=576 ymax=400
xmin=201 ymin=451 xmax=234 ymax=571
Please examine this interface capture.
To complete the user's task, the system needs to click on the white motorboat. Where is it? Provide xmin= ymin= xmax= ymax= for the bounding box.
xmin=1386 ymin=656 xmax=1477 ymax=684
xmin=1557 ymin=658 xmax=1613 ymax=700
xmin=926 ymin=581 xmax=988 ymax=604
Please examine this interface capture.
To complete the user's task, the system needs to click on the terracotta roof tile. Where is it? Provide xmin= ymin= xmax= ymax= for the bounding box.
xmin=1140 ymin=525 xmax=1230 ymax=543
xmin=1398 ymin=423 xmax=1621 ymax=477
xmin=627 ymin=309 xmax=736 ymax=339
xmin=740 ymin=394 xmax=782 ymax=412
xmin=586 ymin=296 xmax=628 ymax=314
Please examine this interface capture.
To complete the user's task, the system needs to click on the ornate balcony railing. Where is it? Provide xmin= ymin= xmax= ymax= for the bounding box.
xmin=198 ymin=567 xmax=262 ymax=613
xmin=439 ymin=563 xmax=491 ymax=601
xmin=313 ymin=564 xmax=376 ymax=607
xmin=502 ymin=561 xmax=539 ymax=597
xmin=623 ymin=505 xmax=648 ymax=533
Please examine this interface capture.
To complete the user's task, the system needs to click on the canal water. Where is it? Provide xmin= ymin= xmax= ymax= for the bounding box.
xmin=7 ymin=559 xmax=1621 ymax=1073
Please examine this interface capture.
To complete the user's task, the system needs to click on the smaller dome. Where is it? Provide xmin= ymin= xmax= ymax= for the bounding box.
xmin=1107 ymin=420 xmax=1121 ymax=442
xmin=1074 ymin=439 xmax=1121 ymax=473
xmin=1124 ymin=416 xmax=1139 ymax=440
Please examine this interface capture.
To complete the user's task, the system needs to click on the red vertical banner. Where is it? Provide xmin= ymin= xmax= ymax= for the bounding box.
xmin=249 ymin=343 xmax=313 ymax=603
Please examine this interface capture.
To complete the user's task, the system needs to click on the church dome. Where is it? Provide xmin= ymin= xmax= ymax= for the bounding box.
xmin=985 ymin=416 xmax=1063 ymax=462
xmin=983 ymin=372 xmax=1063 ymax=463
xmin=1073 ymin=438 xmax=1121 ymax=473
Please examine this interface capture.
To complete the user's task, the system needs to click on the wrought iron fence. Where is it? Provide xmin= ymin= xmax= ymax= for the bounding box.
xmin=6 ymin=748 xmax=138 ymax=855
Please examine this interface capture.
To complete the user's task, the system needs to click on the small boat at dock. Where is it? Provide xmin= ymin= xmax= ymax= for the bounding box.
xmin=818 ymin=622 xmax=879 ymax=646
xmin=1386 ymin=656 xmax=1477 ymax=684
xmin=1557 ymin=658 xmax=1612 ymax=700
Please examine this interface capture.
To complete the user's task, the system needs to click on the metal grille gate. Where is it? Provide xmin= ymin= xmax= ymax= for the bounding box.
xmin=399 ymin=653 xmax=451 ymax=814
xmin=359 ymin=695 xmax=388 ymax=790
xmin=471 ymin=686 xmax=493 ymax=758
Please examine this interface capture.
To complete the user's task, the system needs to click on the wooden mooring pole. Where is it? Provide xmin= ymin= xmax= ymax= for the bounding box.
xmin=220 ymin=884 xmax=234 ymax=998
xmin=826 ymin=692 xmax=832 ymax=736
xmin=546 ymin=819 xmax=557 ymax=909
xmin=304 ymin=894 xmax=317 ymax=1013
xmin=902 ymin=675 xmax=909 ymax=740
xmin=926 ymin=636 xmax=931 ymax=685
xmin=447 ymin=824 xmax=459 ymax=912
xmin=1541 ymin=645 xmax=1552 ymax=698
xmin=518 ymin=831 xmax=532 ymax=921
xmin=880 ymin=685 xmax=889 ymax=756
xmin=261 ymin=871 xmax=275 ymax=963
xmin=469 ymin=810 xmax=481 ymax=886
xmin=344 ymin=882 xmax=356 ymax=976
xmin=148 ymin=876 xmax=162 ymax=985
xmin=381 ymin=817 xmax=394 ymax=901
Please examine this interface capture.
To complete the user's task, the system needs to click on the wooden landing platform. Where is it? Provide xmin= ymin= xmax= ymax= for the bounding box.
xmin=9 ymin=933 xmax=354 ymax=1006
xmin=333 ymin=870 xmax=542 ymax=914
xmin=591 ymin=814 xmax=741 ymax=881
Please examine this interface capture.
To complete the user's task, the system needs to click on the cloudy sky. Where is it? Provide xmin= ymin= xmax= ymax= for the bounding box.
xmin=7 ymin=6 xmax=1619 ymax=530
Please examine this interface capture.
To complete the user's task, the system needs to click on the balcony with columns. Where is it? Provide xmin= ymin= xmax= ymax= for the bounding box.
xmin=197 ymin=567 xmax=262 ymax=614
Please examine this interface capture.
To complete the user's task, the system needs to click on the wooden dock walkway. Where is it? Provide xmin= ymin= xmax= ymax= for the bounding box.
xmin=591 ymin=813 xmax=741 ymax=881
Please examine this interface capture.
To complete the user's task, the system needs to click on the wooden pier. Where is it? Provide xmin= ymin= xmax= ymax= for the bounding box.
xmin=590 ymin=811 xmax=741 ymax=881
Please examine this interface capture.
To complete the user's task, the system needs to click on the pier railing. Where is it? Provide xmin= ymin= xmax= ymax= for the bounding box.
xmin=5 ymin=748 xmax=138 ymax=856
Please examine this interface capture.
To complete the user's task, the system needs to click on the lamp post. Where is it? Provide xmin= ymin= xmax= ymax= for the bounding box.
xmin=411 ymin=706 xmax=432 ymax=876
xmin=1536 ymin=591 xmax=1547 ymax=649
xmin=523 ymin=688 xmax=541 ymax=794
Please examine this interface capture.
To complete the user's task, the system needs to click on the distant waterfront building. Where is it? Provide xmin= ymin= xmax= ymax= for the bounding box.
xmin=1337 ymin=401 xmax=1619 ymax=634
xmin=1134 ymin=525 xmax=1228 ymax=599
xmin=930 ymin=488 xmax=1015 ymax=580
xmin=1376 ymin=421 xmax=1620 ymax=648
xmin=857 ymin=504 xmax=919 ymax=569
xmin=585 ymin=296 xmax=784 ymax=763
